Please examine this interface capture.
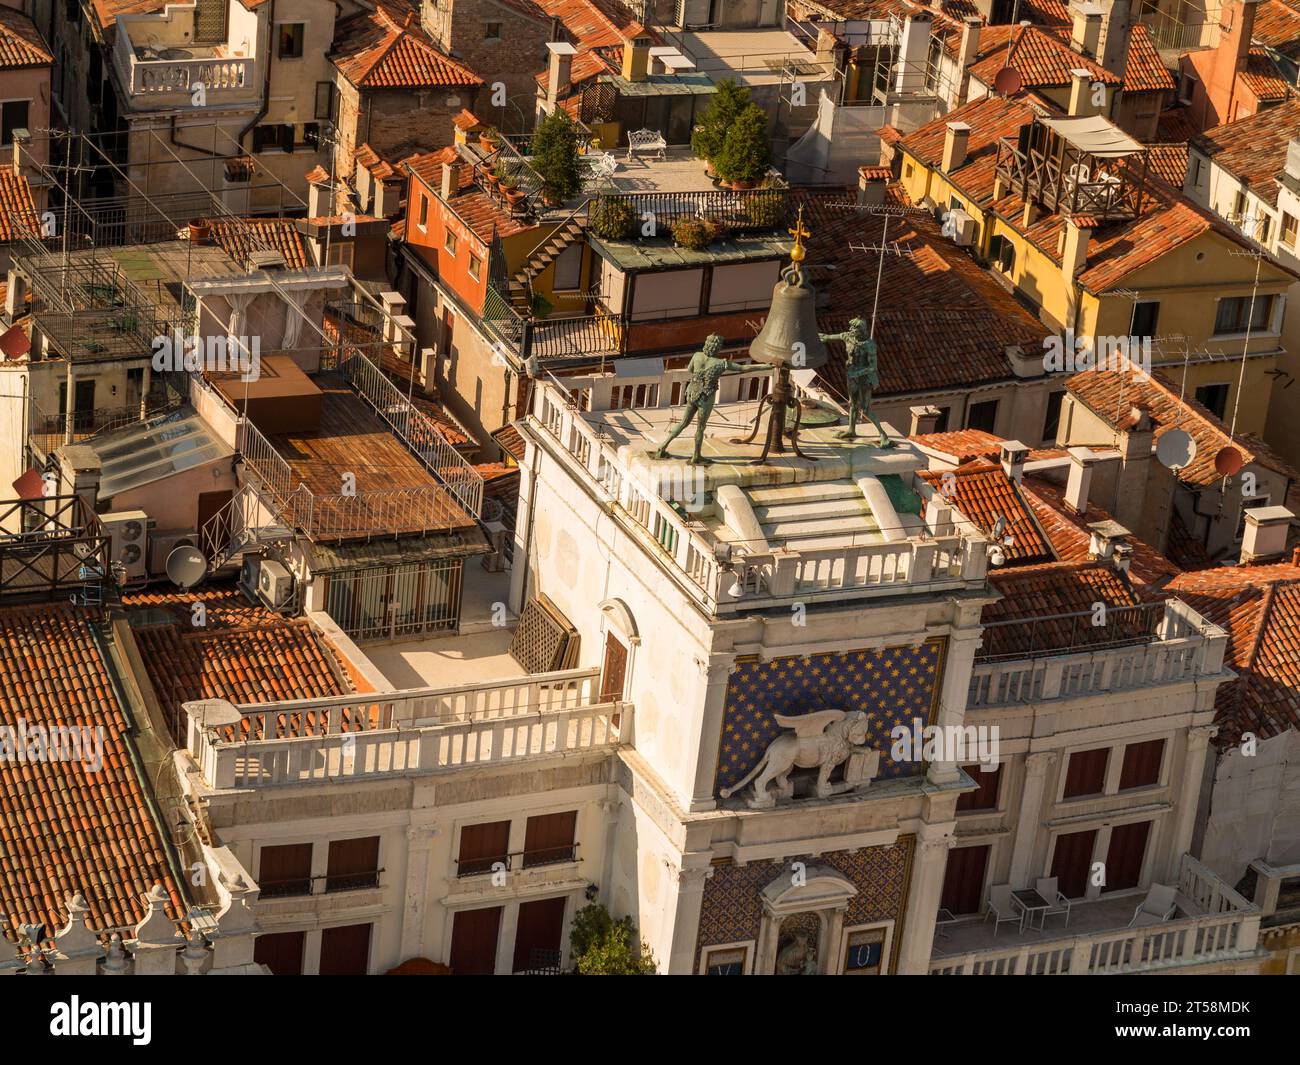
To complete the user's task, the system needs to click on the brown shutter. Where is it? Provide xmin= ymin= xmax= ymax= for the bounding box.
xmin=1050 ymin=828 xmax=1098 ymax=898
xmin=457 ymin=821 xmax=511 ymax=875
xmin=254 ymin=930 xmax=305 ymax=975
xmin=449 ymin=906 xmax=502 ymax=975
xmin=957 ymin=764 xmax=1002 ymax=811
xmin=258 ymin=843 xmax=313 ymax=897
xmin=326 ymin=836 xmax=380 ymax=892
xmin=511 ymin=896 xmax=568 ymax=973
xmin=1119 ymin=739 xmax=1165 ymax=790
xmin=523 ymin=811 xmax=577 ymax=867
xmin=319 ymin=923 xmax=372 ymax=975
xmin=940 ymin=844 xmax=990 ymax=915
xmin=1063 ymin=747 xmax=1109 ymax=798
xmin=1103 ymin=820 xmax=1152 ymax=892
xmin=600 ymin=631 xmax=628 ymax=701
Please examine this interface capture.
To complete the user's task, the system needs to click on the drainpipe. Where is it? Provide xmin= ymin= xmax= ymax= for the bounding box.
xmin=236 ymin=0 xmax=276 ymax=154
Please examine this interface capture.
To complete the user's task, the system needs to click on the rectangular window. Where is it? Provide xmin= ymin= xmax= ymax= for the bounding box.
xmin=1195 ymin=382 xmax=1230 ymax=419
xmin=444 ymin=229 xmax=458 ymax=256
xmin=1 ymin=100 xmax=30 ymax=146
xmin=843 ymin=928 xmax=887 ymax=975
xmin=484 ymin=21 xmax=502 ymax=38
xmin=1042 ymin=389 xmax=1064 ymax=444
xmin=1282 ymin=213 xmax=1298 ymax=248
xmin=1063 ymin=747 xmax=1109 ymax=799
xmin=703 ymin=946 xmax=747 ymax=975
xmin=1214 ymin=295 xmax=1273 ymax=334
xmin=939 ymin=844 xmax=989 ymax=915
xmin=933 ymin=406 xmax=950 ymax=433
xmin=449 ymin=906 xmax=502 ymax=975
xmin=468 ymin=252 xmax=482 ymax=281
xmin=957 ymin=763 xmax=1002 ymax=811
xmin=522 ymin=810 xmax=577 ymax=867
xmin=1130 ymin=300 xmax=1160 ymax=340
xmin=552 ymin=242 xmax=582 ymax=290
xmin=1233 ymin=189 xmax=1247 ymax=222
xmin=277 ymin=22 xmax=305 ymax=59
xmin=326 ymin=241 xmax=354 ymax=269
xmin=457 ymin=820 xmax=510 ymax=876
xmin=1103 ymin=820 xmax=1152 ymax=892
xmin=418 ymin=195 xmax=429 ymax=230
xmin=966 ymin=399 xmax=998 ymax=434
xmin=258 ymin=842 xmax=313 ymax=898
xmin=315 ymin=81 xmax=335 ymax=121
xmin=325 ymin=835 xmax=380 ymax=892
xmin=1119 ymin=739 xmax=1165 ymax=790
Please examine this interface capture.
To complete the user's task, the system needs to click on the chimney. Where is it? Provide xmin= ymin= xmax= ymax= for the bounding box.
xmin=546 ymin=41 xmax=578 ymax=111
xmin=1064 ymin=446 xmax=1098 ymax=513
xmin=1113 ymin=407 xmax=1153 ymax=534
xmin=858 ymin=166 xmax=889 ymax=205
xmin=1071 ymin=3 xmax=1104 ymax=58
xmin=307 ymin=175 xmax=330 ymax=218
xmin=56 ymin=445 xmax=101 ymax=516
xmin=1241 ymin=505 xmax=1294 ymax=563
xmin=942 ymin=121 xmax=972 ymax=172
xmin=1087 ymin=518 xmax=1130 ymax=560
xmin=1098 ymin=0 xmax=1133 ymax=76
xmin=895 ymin=13 xmax=934 ymax=94
xmin=910 ymin=404 xmax=943 ymax=435
xmin=1286 ymin=138 xmax=1300 ymax=182
xmin=622 ymin=38 xmax=651 ymax=83
xmin=441 ymin=161 xmax=458 ymax=201
xmin=1061 ymin=217 xmax=1092 ymax=283
xmin=373 ymin=176 xmax=401 ymax=218
xmin=1000 ymin=439 xmax=1028 ymax=483
xmin=951 ymin=17 xmax=981 ymax=106
xmin=1068 ymin=68 xmax=1094 ymax=116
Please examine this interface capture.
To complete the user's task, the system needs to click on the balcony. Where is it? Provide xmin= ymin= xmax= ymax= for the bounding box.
xmin=112 ymin=10 xmax=260 ymax=110
xmin=968 ymin=599 xmax=1228 ymax=709
xmin=184 ymin=668 xmax=627 ymax=790
xmin=931 ymin=855 xmax=1262 ymax=974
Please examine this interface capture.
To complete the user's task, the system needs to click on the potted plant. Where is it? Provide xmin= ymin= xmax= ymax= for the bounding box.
xmin=714 ymin=103 xmax=771 ymax=190
xmin=499 ymin=172 xmax=525 ymax=207
xmin=483 ymin=164 xmax=500 ymax=191
xmin=187 ymin=218 xmax=213 ymax=245
xmin=672 ymin=216 xmax=725 ymax=251
xmin=478 ymin=126 xmax=501 ymax=154
xmin=589 ymin=195 xmax=637 ymax=240
xmin=742 ymin=182 xmax=786 ymax=229
xmin=691 ymin=79 xmax=750 ymax=176
xmin=530 ymin=109 xmax=581 ymax=206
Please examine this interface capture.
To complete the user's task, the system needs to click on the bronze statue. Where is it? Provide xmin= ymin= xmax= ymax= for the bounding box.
xmin=653 ymin=334 xmax=751 ymax=465
xmin=819 ymin=317 xmax=890 ymax=447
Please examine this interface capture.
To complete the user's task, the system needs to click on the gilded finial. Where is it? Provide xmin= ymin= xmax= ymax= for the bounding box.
xmin=788 ymin=205 xmax=810 ymax=264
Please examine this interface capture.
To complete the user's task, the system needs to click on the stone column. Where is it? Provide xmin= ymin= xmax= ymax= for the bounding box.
xmin=1008 ymin=751 xmax=1058 ymax=887
xmin=896 ymin=826 xmax=953 ymax=974
xmin=507 ymin=436 xmax=537 ymax=615
xmin=1168 ymin=725 xmax=1217 ymax=879
xmin=666 ymin=864 xmax=711 ymax=975
xmin=927 ymin=626 xmax=983 ymax=786
xmin=399 ymin=823 xmax=437 ymax=962
xmin=689 ymin=654 xmax=735 ymax=811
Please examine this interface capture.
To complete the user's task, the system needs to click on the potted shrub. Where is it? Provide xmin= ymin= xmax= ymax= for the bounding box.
xmin=589 ymin=195 xmax=637 ymax=240
xmin=499 ymin=173 xmax=525 ymax=208
xmin=672 ymin=216 xmax=725 ymax=251
xmin=691 ymin=79 xmax=749 ymax=176
xmin=714 ymin=103 xmax=771 ymax=189
xmin=478 ymin=126 xmax=501 ymax=154
xmin=531 ymin=109 xmax=582 ymax=205
xmin=742 ymin=183 xmax=786 ymax=229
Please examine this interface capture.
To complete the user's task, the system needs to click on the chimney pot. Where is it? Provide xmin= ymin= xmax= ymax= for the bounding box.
xmin=1000 ymin=440 xmax=1028 ymax=483
xmin=1071 ymin=3 xmax=1104 ymax=58
xmin=1064 ymin=446 xmax=1097 ymax=513
xmin=1068 ymin=67 xmax=1095 ymax=116
xmin=910 ymin=404 xmax=943 ymax=436
xmin=1088 ymin=518 xmax=1130 ymax=560
xmin=1241 ymin=505 xmax=1294 ymax=563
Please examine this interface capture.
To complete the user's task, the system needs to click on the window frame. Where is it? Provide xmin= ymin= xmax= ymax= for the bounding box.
xmin=1061 ymin=746 xmax=1110 ymax=800
xmin=0 ymin=99 xmax=30 ymax=147
xmin=276 ymin=21 xmax=306 ymax=60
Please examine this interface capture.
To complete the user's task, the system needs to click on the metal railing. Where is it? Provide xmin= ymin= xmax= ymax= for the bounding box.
xmin=591 ymin=187 xmax=792 ymax=238
xmin=975 ymin=601 xmax=1170 ymax=662
xmin=456 ymin=844 xmax=580 ymax=877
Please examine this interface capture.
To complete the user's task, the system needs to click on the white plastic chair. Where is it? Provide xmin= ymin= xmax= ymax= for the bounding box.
xmin=1128 ymin=883 xmax=1178 ymax=927
xmin=1036 ymin=876 xmax=1072 ymax=927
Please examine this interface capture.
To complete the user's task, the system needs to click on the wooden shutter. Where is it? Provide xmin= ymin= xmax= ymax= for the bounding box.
xmin=254 ymin=931 xmax=305 ymax=975
xmin=326 ymin=836 xmax=380 ymax=892
xmin=523 ymin=811 xmax=577 ymax=867
xmin=512 ymin=896 xmax=568 ymax=973
xmin=1050 ymin=828 xmax=1098 ymax=899
xmin=1119 ymin=739 xmax=1165 ymax=790
xmin=1063 ymin=747 xmax=1109 ymax=798
xmin=940 ymin=844 xmax=989 ymax=915
xmin=457 ymin=820 xmax=510 ymax=875
xmin=957 ymin=763 xmax=1002 ymax=811
xmin=449 ymin=906 xmax=502 ymax=975
xmin=258 ymin=843 xmax=312 ymax=897
xmin=319 ymin=923 xmax=372 ymax=975
xmin=1103 ymin=820 xmax=1152 ymax=893
xmin=600 ymin=631 xmax=628 ymax=701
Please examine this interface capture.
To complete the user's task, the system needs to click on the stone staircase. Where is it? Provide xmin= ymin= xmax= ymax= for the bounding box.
xmin=744 ymin=482 xmax=884 ymax=552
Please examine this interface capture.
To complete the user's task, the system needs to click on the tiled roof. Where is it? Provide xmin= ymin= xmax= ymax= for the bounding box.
xmin=1255 ymin=0 xmax=1300 ymax=57
xmin=540 ymin=0 xmax=649 ymax=47
xmin=1167 ymin=562 xmax=1300 ymax=742
xmin=1121 ymin=25 xmax=1176 ymax=94
xmin=1192 ymin=97 xmax=1300 ymax=208
xmin=965 ymin=25 xmax=1121 ymax=90
xmin=0 ymin=604 xmax=186 ymax=941
xmin=1240 ymin=48 xmax=1291 ymax=103
xmin=919 ymin=459 xmax=1056 ymax=564
xmin=1145 ymin=143 xmax=1189 ymax=189
xmin=403 ymin=146 xmax=533 ymax=242
xmin=492 ymin=422 xmax=526 ymax=462
xmin=1156 ymin=107 xmax=1198 ymax=143
xmin=0 ymin=169 xmax=39 ymax=243
xmin=1166 ymin=509 xmax=1215 ymax=571
xmin=332 ymin=2 xmax=483 ymax=89
xmin=1066 ymin=369 xmax=1300 ymax=488
xmin=898 ymin=94 xmax=1270 ymax=295
xmin=356 ymin=143 xmax=399 ymax=182
xmin=0 ymin=7 xmax=52 ymax=68
xmin=128 ymin=591 xmax=353 ymax=743
xmin=911 ymin=428 xmax=1004 ymax=460
xmin=453 ymin=109 xmax=482 ymax=131
xmin=801 ymin=191 xmax=1049 ymax=397
xmin=199 ymin=217 xmax=309 ymax=270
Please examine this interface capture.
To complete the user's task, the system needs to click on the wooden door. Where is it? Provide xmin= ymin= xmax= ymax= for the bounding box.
xmin=254 ymin=930 xmax=305 ymax=975
xmin=940 ymin=844 xmax=989 ymax=915
xmin=1051 ymin=829 xmax=1099 ymax=899
xmin=318 ymin=923 xmax=372 ymax=975
xmin=1103 ymin=821 xmax=1152 ymax=893
xmin=512 ymin=896 xmax=567 ymax=973
xmin=449 ymin=906 xmax=502 ymax=975
xmin=599 ymin=630 xmax=628 ymax=702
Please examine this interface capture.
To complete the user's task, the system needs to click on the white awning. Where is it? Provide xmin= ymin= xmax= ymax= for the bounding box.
xmin=1039 ymin=115 xmax=1144 ymax=157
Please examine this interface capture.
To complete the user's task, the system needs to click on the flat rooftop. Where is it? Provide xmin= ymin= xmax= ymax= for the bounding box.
xmin=677 ymin=29 xmax=833 ymax=86
xmin=607 ymin=147 xmax=719 ymax=195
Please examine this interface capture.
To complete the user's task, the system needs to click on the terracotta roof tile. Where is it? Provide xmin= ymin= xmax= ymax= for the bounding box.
xmin=198 ymin=217 xmax=309 ymax=270
xmin=0 ymin=7 xmax=52 ymax=68
xmin=1240 ymin=48 xmax=1291 ymax=102
xmin=403 ymin=146 xmax=533 ymax=242
xmin=920 ymin=459 xmax=1056 ymax=564
xmin=1145 ymin=142 xmax=1189 ymax=188
xmin=1254 ymin=0 xmax=1300 ymax=57
xmin=332 ymin=2 xmax=483 ymax=89
xmin=1121 ymin=24 xmax=1176 ymax=94
xmin=492 ymin=422 xmax=526 ymax=462
xmin=964 ymin=25 xmax=1121 ymax=89
xmin=0 ymin=168 xmax=39 ymax=243
xmin=0 ymin=604 xmax=185 ymax=942
xmin=912 ymin=428 xmax=1004 ymax=459
xmin=1191 ymin=97 xmax=1300 ymax=208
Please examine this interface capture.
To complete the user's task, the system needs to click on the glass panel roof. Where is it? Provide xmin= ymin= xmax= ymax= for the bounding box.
xmin=90 ymin=408 xmax=233 ymax=498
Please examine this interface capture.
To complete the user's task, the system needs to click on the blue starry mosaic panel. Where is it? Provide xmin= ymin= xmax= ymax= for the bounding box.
xmin=715 ymin=640 xmax=944 ymax=796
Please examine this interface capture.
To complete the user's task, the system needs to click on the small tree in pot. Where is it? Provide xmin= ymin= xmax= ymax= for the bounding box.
xmin=714 ymin=103 xmax=772 ymax=189
xmin=691 ymin=79 xmax=749 ymax=174
xmin=531 ymin=109 xmax=582 ymax=205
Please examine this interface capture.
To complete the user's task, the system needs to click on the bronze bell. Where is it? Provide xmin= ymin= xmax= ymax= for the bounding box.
xmin=748 ymin=265 xmax=828 ymax=371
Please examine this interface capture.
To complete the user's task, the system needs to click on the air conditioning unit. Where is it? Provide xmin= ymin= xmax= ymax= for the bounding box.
xmin=101 ymin=510 xmax=154 ymax=585
xmin=240 ymin=556 xmax=294 ymax=609
xmin=149 ymin=530 xmax=199 ymax=576
xmin=946 ymin=208 xmax=976 ymax=246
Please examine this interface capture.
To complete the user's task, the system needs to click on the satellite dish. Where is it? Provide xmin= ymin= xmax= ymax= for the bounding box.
xmin=992 ymin=67 xmax=1023 ymax=96
xmin=1156 ymin=428 xmax=1197 ymax=470
xmin=165 ymin=545 xmax=208 ymax=589
xmin=1214 ymin=446 xmax=1244 ymax=476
